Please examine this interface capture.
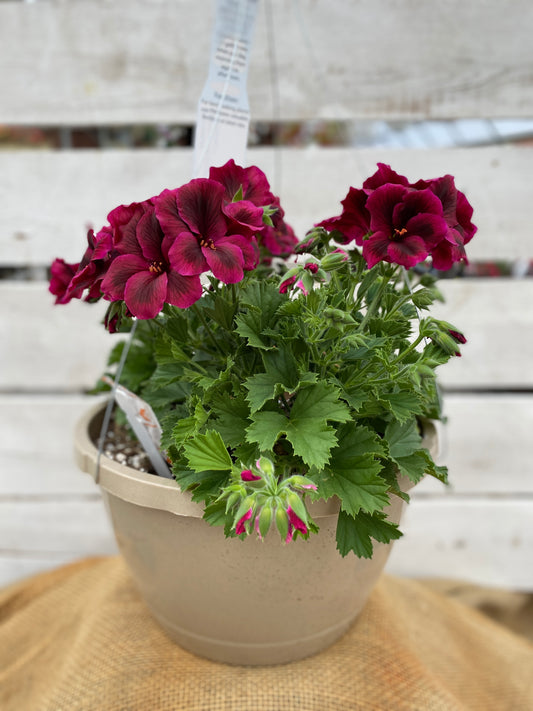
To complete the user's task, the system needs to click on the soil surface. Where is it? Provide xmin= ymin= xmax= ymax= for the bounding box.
xmin=101 ymin=417 xmax=156 ymax=474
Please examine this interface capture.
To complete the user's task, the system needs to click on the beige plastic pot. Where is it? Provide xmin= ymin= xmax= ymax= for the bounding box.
xmin=75 ymin=402 xmax=438 ymax=666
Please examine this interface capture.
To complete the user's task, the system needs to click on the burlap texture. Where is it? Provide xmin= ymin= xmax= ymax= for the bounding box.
xmin=1 ymin=557 xmax=532 ymax=711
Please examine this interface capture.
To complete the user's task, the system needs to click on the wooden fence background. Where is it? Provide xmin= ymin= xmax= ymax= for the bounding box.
xmin=1 ymin=0 xmax=532 ymax=589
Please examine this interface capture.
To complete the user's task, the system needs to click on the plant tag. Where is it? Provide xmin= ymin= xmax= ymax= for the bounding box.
xmin=192 ymin=0 xmax=259 ymax=178
xmin=104 ymin=378 xmax=173 ymax=479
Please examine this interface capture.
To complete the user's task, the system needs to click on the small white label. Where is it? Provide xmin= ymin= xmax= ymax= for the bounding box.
xmin=104 ymin=378 xmax=172 ymax=479
xmin=192 ymin=0 xmax=259 ymax=178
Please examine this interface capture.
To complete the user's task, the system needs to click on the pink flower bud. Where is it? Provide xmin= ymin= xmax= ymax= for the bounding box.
xmin=304 ymin=262 xmax=319 ymax=274
xmin=241 ymin=469 xmax=261 ymax=482
xmin=235 ymin=508 xmax=253 ymax=535
xmin=295 ymin=279 xmax=308 ymax=296
xmin=279 ymin=275 xmax=297 ymax=294
xmin=287 ymin=506 xmax=308 ymax=535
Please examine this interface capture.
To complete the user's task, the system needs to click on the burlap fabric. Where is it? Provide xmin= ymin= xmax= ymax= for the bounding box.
xmin=1 ymin=557 xmax=532 ymax=711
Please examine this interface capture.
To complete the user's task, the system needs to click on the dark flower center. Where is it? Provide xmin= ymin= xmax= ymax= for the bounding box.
xmin=393 ymin=227 xmax=408 ymax=240
xmin=149 ymin=261 xmax=165 ymax=275
xmin=199 ymin=237 xmax=216 ymax=250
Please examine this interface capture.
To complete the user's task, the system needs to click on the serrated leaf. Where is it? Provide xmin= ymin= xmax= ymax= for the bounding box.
xmin=183 ymin=431 xmax=232 ymax=472
xmin=246 ymin=411 xmax=288 ymax=451
xmin=239 ymin=280 xmax=285 ymax=321
xmin=235 ymin=311 xmax=271 ymax=349
xmin=336 ymin=510 xmax=402 ymax=558
xmin=209 ymin=392 xmax=250 ymax=448
xmin=319 ymin=458 xmax=388 ymax=516
xmin=386 ymin=418 xmax=422 ymax=459
xmin=284 ymin=420 xmax=338 ymax=469
xmin=290 ymin=382 xmax=350 ymax=423
xmin=394 ymin=451 xmax=428 ymax=484
xmin=380 ymin=392 xmax=423 ymax=423
xmin=245 ymin=372 xmax=281 ymax=413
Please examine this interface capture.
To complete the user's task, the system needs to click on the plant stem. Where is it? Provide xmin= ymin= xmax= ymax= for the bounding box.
xmin=390 ymin=334 xmax=425 ymax=365
xmin=358 ymin=269 xmax=390 ymax=330
xmin=192 ymin=303 xmax=224 ymax=357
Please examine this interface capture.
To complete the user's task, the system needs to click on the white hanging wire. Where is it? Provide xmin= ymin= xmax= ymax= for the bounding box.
xmin=95 ymin=319 xmax=139 ymax=484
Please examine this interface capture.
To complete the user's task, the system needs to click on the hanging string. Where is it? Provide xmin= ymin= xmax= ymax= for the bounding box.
xmin=95 ymin=319 xmax=139 ymax=484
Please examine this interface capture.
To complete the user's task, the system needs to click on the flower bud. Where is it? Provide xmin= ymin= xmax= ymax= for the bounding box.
xmin=258 ymin=502 xmax=274 ymax=538
xmin=241 ymin=468 xmax=261 ymax=482
xmin=287 ymin=492 xmax=309 ymax=524
xmin=321 ymin=249 xmax=349 ymax=271
xmin=275 ymin=506 xmax=289 ymax=542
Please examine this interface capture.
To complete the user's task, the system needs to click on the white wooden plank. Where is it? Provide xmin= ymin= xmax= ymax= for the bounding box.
xmin=2 ymin=278 xmax=532 ymax=390
xmin=0 ymin=283 xmax=117 ymax=391
xmin=435 ymin=280 xmax=533 ymax=388
xmin=1 ymin=146 xmax=531 ymax=265
xmin=386 ymin=499 xmax=533 ymax=591
xmin=2 ymin=1 xmax=533 ymax=123
xmin=415 ymin=394 xmax=533 ymax=496
xmin=0 ymin=395 xmax=103 ymax=496
xmin=2 ymin=394 xmax=532 ymax=497
xmin=0 ymin=500 xmax=117 ymax=557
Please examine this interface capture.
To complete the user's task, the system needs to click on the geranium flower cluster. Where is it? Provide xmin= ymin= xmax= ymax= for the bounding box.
xmin=318 ymin=163 xmax=476 ymax=270
xmin=50 ymin=160 xmax=297 ymax=326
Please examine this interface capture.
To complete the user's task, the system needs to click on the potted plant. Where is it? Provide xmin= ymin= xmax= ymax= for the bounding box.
xmin=51 ymin=160 xmax=475 ymax=664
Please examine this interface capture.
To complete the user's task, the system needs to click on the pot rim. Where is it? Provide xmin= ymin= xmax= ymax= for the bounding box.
xmin=74 ymin=401 xmax=438 ymax=519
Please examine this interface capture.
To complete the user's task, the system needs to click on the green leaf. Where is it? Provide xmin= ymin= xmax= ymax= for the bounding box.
xmin=386 ymin=418 xmax=422 ymax=459
xmin=380 ymin=392 xmax=423 ymax=423
xmin=209 ymin=392 xmax=250 ymax=448
xmin=336 ymin=510 xmax=402 ymax=558
xmin=245 ymin=372 xmax=282 ymax=413
xmin=239 ymin=280 xmax=285 ymax=322
xmin=284 ymin=420 xmax=338 ymax=470
xmin=246 ymin=411 xmax=287 ymax=451
xmin=182 ymin=431 xmax=232 ymax=472
xmin=290 ymin=382 xmax=350 ymax=423
xmin=235 ymin=311 xmax=271 ymax=350
xmin=394 ymin=451 xmax=428 ymax=484
xmin=262 ymin=347 xmax=300 ymax=391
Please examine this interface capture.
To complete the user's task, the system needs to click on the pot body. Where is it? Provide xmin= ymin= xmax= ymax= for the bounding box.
xmin=75 ymin=403 xmax=437 ymax=665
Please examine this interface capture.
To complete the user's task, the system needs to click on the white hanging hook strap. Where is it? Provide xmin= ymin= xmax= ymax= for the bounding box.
xmin=192 ymin=0 xmax=260 ymax=178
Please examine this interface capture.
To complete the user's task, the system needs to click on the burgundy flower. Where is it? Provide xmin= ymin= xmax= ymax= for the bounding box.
xmin=210 ymin=160 xmax=298 ymax=258
xmin=304 ymin=262 xmax=319 ymax=274
xmin=279 ymin=274 xmax=297 ymax=294
xmin=155 ymin=179 xmax=259 ymax=284
xmin=209 ymin=159 xmax=276 ymax=207
xmin=101 ymin=206 xmax=202 ymax=319
xmin=363 ymin=184 xmax=448 ymax=268
xmin=49 ymin=258 xmax=81 ymax=304
xmin=317 ymin=187 xmax=370 ymax=245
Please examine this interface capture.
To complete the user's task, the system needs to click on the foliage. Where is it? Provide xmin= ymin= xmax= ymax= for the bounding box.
xmin=50 ymin=161 xmax=475 ymax=558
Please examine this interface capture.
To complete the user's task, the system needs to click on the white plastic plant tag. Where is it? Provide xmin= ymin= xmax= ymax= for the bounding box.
xmin=104 ymin=378 xmax=173 ymax=479
xmin=192 ymin=0 xmax=259 ymax=178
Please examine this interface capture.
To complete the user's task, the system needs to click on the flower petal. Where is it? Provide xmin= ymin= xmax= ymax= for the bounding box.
xmin=168 ymin=231 xmax=208 ymax=276
xmin=100 ymin=254 xmax=147 ymax=301
xmin=204 ymin=241 xmax=244 ymax=283
xmin=363 ymin=163 xmax=410 ymax=191
xmin=165 ymin=270 xmax=203 ymax=309
xmin=367 ymin=184 xmax=408 ymax=235
xmin=405 ymin=212 xmax=448 ymax=247
xmin=362 ymin=232 xmax=391 ymax=268
xmin=136 ymin=208 xmax=164 ymax=262
xmin=124 ymin=270 xmax=167 ymax=319
xmin=387 ymin=235 xmax=428 ymax=268
xmin=154 ymin=189 xmax=189 ymax=238
xmin=176 ymin=179 xmax=227 ymax=239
